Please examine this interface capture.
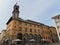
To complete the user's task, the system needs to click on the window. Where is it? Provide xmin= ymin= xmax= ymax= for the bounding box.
xmin=30 ymin=28 xmax=32 ymax=32
xmin=14 ymin=32 xmax=15 ymax=34
xmin=38 ymin=30 xmax=39 ymax=32
xmin=25 ymin=23 xmax=27 ymax=25
xmin=14 ymin=26 xmax=16 ymax=28
xmin=34 ymin=25 xmax=36 ymax=27
xmin=42 ymin=30 xmax=44 ymax=33
xmin=38 ymin=25 xmax=39 ymax=28
xmin=48 ymin=37 xmax=51 ymax=39
xmin=43 ymin=37 xmax=45 ymax=39
xmin=20 ymin=21 xmax=22 ymax=24
xmin=30 ymin=23 xmax=32 ymax=26
xmin=15 ymin=22 xmax=16 ymax=24
xmin=34 ymin=29 xmax=36 ymax=32
xmin=58 ymin=16 xmax=60 ymax=19
xmin=25 ymin=28 xmax=28 ymax=32
xmin=19 ymin=27 xmax=22 ymax=31
xmin=46 ymin=37 xmax=47 ymax=39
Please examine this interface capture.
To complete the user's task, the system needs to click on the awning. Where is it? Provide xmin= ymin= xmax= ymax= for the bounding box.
xmin=13 ymin=39 xmax=22 ymax=41
xmin=29 ymin=39 xmax=35 ymax=41
xmin=5 ymin=39 xmax=8 ymax=41
xmin=41 ymin=39 xmax=47 ymax=41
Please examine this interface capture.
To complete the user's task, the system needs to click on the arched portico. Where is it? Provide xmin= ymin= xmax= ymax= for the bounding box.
xmin=23 ymin=33 xmax=29 ymax=45
xmin=16 ymin=33 xmax=22 ymax=45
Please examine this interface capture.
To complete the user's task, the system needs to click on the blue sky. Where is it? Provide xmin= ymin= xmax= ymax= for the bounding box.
xmin=0 ymin=0 xmax=60 ymax=32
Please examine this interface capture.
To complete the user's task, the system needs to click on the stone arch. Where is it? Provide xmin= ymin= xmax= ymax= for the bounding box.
xmin=39 ymin=34 xmax=42 ymax=39
xmin=34 ymin=34 xmax=37 ymax=40
xmin=23 ymin=33 xmax=29 ymax=43
xmin=17 ymin=33 xmax=23 ymax=44
xmin=17 ymin=33 xmax=22 ymax=40
xmin=37 ymin=34 xmax=42 ymax=42
xmin=29 ymin=34 xmax=34 ymax=39
xmin=23 ymin=33 xmax=28 ymax=38
xmin=5 ymin=40 xmax=9 ymax=45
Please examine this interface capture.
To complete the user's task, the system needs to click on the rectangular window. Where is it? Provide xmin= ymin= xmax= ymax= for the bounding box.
xmin=38 ymin=25 xmax=39 ymax=28
xmin=34 ymin=25 xmax=36 ymax=27
xmin=46 ymin=37 xmax=47 ymax=39
xmin=38 ymin=30 xmax=40 ymax=33
xmin=19 ymin=27 xmax=22 ymax=31
xmin=30 ymin=23 xmax=32 ymax=26
xmin=20 ymin=21 xmax=22 ymax=24
xmin=14 ymin=26 xmax=16 ymax=28
xmin=34 ymin=29 xmax=36 ymax=32
xmin=43 ymin=37 xmax=45 ymax=39
xmin=25 ymin=22 xmax=28 ymax=25
xmin=25 ymin=28 xmax=27 ymax=32
xmin=30 ymin=29 xmax=32 ymax=32
xmin=48 ymin=37 xmax=51 ymax=39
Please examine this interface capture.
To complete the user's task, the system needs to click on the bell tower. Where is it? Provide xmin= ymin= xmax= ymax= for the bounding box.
xmin=12 ymin=4 xmax=19 ymax=19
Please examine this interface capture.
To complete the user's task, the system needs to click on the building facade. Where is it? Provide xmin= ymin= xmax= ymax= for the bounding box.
xmin=1 ymin=4 xmax=58 ymax=45
xmin=0 ymin=30 xmax=6 ymax=45
xmin=49 ymin=27 xmax=59 ymax=42
xmin=52 ymin=15 xmax=60 ymax=42
xmin=0 ymin=33 xmax=1 ymax=45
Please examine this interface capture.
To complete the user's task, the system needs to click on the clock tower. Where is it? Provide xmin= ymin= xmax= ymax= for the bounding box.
xmin=12 ymin=4 xmax=19 ymax=19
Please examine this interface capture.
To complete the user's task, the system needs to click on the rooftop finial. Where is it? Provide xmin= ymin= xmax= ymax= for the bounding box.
xmin=14 ymin=2 xmax=19 ymax=8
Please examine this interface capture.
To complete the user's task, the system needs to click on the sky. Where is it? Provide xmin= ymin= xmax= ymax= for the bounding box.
xmin=0 ymin=0 xmax=60 ymax=32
